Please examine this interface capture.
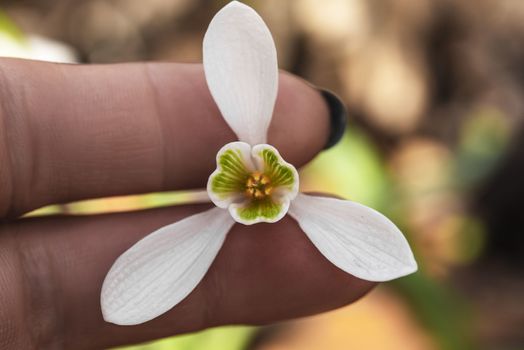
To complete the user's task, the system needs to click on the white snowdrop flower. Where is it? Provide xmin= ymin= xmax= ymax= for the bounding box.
xmin=101 ymin=1 xmax=417 ymax=326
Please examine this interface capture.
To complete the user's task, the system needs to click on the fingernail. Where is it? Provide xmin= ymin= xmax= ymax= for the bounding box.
xmin=318 ymin=89 xmax=348 ymax=149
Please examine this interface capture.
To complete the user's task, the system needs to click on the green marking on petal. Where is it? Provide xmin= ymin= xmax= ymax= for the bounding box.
xmin=210 ymin=149 xmax=251 ymax=198
xmin=236 ymin=198 xmax=282 ymax=221
xmin=260 ymin=148 xmax=296 ymax=188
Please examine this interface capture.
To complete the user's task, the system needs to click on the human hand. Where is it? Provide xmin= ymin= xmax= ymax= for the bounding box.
xmin=0 ymin=58 xmax=375 ymax=349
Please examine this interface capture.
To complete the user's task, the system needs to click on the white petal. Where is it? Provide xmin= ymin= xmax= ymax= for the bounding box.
xmin=229 ymin=197 xmax=290 ymax=225
xmin=203 ymin=1 xmax=278 ymax=145
xmin=288 ymin=194 xmax=417 ymax=282
xmin=207 ymin=141 xmax=255 ymax=209
xmin=101 ymin=207 xmax=235 ymax=325
xmin=251 ymin=144 xmax=299 ymax=202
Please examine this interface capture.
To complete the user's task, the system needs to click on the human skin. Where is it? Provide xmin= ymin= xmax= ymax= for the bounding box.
xmin=0 ymin=58 xmax=375 ymax=349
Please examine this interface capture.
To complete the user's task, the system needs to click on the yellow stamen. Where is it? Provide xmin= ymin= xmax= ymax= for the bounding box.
xmin=245 ymin=172 xmax=273 ymax=200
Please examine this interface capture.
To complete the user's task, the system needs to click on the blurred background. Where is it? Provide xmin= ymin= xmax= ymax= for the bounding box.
xmin=1 ymin=0 xmax=523 ymax=349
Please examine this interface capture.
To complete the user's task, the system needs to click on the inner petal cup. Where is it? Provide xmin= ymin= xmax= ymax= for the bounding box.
xmin=207 ymin=142 xmax=299 ymax=225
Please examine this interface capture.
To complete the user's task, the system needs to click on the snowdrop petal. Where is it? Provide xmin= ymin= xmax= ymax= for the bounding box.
xmin=288 ymin=194 xmax=417 ymax=282
xmin=203 ymin=1 xmax=278 ymax=145
xmin=251 ymin=144 xmax=299 ymax=201
xmin=101 ymin=207 xmax=235 ymax=325
xmin=207 ymin=141 xmax=256 ymax=208
xmin=229 ymin=197 xmax=290 ymax=225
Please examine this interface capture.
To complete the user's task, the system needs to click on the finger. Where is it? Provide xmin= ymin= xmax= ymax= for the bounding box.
xmin=0 ymin=59 xmax=331 ymax=217
xmin=0 ymin=205 xmax=375 ymax=349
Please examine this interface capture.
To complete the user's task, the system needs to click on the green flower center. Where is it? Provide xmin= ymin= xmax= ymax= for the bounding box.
xmin=207 ymin=142 xmax=299 ymax=224
xmin=245 ymin=172 xmax=273 ymax=200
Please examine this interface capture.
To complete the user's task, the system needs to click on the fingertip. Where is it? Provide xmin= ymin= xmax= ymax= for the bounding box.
xmin=268 ymin=73 xmax=331 ymax=167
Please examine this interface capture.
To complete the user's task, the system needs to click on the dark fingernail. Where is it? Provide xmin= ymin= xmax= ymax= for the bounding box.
xmin=318 ymin=89 xmax=348 ymax=149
